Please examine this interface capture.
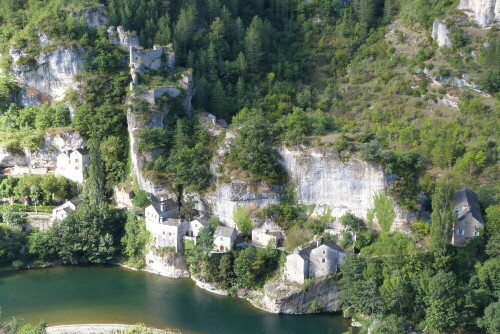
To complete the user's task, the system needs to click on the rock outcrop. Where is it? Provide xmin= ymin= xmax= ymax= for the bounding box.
xmin=71 ymin=5 xmax=107 ymax=29
xmin=0 ymin=131 xmax=85 ymax=168
xmin=251 ymin=277 xmax=342 ymax=314
xmin=206 ymin=182 xmax=282 ymax=227
xmin=108 ymin=26 xmax=140 ymax=50
xmin=144 ymin=249 xmax=189 ymax=278
xmin=10 ymin=45 xmax=85 ymax=106
xmin=431 ymin=20 xmax=452 ymax=47
xmin=206 ymin=146 xmax=414 ymax=231
xmin=279 ymin=147 xmax=414 ymax=231
xmin=458 ymin=0 xmax=500 ymax=27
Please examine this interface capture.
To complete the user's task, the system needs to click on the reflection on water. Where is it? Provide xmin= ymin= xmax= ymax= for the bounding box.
xmin=0 ymin=266 xmax=350 ymax=334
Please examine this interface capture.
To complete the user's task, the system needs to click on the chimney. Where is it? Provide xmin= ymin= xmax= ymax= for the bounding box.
xmin=316 ymin=240 xmax=320 ymax=247
xmin=160 ymin=197 xmax=166 ymax=212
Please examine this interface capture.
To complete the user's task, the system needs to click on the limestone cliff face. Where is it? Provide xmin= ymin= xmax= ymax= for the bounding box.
xmin=458 ymin=0 xmax=500 ymax=27
xmin=144 ymin=249 xmax=189 ymax=278
xmin=207 ymin=146 xmax=414 ymax=231
xmin=206 ymin=182 xmax=282 ymax=227
xmin=251 ymin=277 xmax=342 ymax=314
xmin=0 ymin=130 xmax=85 ymax=168
xmin=10 ymin=45 xmax=85 ymax=106
xmin=127 ymin=107 xmax=168 ymax=196
xmin=71 ymin=5 xmax=107 ymax=29
xmin=431 ymin=20 xmax=452 ymax=48
xmin=280 ymin=147 xmax=413 ymax=231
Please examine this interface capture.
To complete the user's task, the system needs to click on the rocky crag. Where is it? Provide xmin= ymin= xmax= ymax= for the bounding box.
xmin=250 ymin=277 xmax=342 ymax=314
xmin=9 ymin=45 xmax=86 ymax=106
xmin=206 ymin=145 xmax=414 ymax=231
xmin=0 ymin=131 xmax=85 ymax=169
xmin=458 ymin=0 xmax=500 ymax=27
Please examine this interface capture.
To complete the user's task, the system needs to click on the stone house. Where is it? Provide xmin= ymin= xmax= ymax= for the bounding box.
xmin=145 ymin=198 xmax=179 ymax=225
xmin=145 ymin=198 xmax=184 ymax=251
xmin=55 ymin=148 xmax=90 ymax=183
xmin=451 ymin=187 xmax=484 ymax=246
xmin=252 ymin=228 xmax=284 ymax=248
xmin=284 ymin=241 xmax=345 ymax=284
xmin=114 ymin=185 xmax=135 ymax=209
xmin=183 ymin=218 xmax=209 ymax=244
xmin=309 ymin=242 xmax=345 ymax=278
xmin=52 ymin=198 xmax=82 ymax=221
xmin=147 ymin=218 xmax=189 ymax=252
xmin=214 ymin=226 xmax=238 ymax=252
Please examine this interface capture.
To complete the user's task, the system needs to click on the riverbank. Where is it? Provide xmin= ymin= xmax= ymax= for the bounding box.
xmin=47 ymin=324 xmax=171 ymax=334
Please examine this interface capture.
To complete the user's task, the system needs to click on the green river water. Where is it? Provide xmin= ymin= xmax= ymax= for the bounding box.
xmin=0 ymin=266 xmax=350 ymax=334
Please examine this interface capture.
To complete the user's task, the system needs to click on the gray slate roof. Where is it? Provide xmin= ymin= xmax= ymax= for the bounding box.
xmin=69 ymin=198 xmax=83 ymax=206
xmin=454 ymin=187 xmax=484 ymax=224
xmin=74 ymin=148 xmax=89 ymax=156
xmin=214 ymin=226 xmax=236 ymax=238
xmin=151 ymin=198 xmax=178 ymax=215
xmin=295 ymin=241 xmax=344 ymax=260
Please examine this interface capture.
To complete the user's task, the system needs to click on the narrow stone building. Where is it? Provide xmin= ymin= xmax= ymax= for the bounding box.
xmin=284 ymin=241 xmax=345 ymax=284
xmin=451 ymin=187 xmax=484 ymax=246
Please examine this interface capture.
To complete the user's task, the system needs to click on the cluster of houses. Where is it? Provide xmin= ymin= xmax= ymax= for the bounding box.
xmin=2 ymin=147 xmax=90 ymax=183
xmin=144 ymin=198 xmax=242 ymax=252
xmin=142 ymin=197 xmax=346 ymax=283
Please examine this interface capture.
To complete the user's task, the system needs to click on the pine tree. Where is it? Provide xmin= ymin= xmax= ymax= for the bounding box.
xmin=155 ymin=14 xmax=171 ymax=45
xmin=174 ymin=6 xmax=196 ymax=55
xmin=429 ymin=175 xmax=456 ymax=255
xmin=86 ymin=135 xmax=106 ymax=207
xmin=244 ymin=16 xmax=263 ymax=72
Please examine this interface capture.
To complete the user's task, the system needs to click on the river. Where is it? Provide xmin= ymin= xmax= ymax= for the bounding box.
xmin=0 ymin=266 xmax=350 ymax=334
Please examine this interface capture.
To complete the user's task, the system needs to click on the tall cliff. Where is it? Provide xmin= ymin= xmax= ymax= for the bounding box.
xmin=458 ymin=0 xmax=500 ymax=27
xmin=207 ymin=146 xmax=414 ymax=231
xmin=9 ymin=45 xmax=86 ymax=106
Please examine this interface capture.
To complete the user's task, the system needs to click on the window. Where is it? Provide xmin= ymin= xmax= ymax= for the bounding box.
xmin=457 ymin=229 xmax=465 ymax=235
xmin=474 ymin=231 xmax=480 ymax=236
xmin=322 ymin=259 xmax=325 ymax=263
xmin=322 ymin=251 xmax=325 ymax=255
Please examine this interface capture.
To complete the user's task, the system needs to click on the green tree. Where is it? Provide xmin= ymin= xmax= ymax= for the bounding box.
xmin=373 ymin=192 xmax=396 ymax=232
xmin=232 ymin=206 xmax=254 ymax=234
xmin=85 ymin=136 xmax=106 ymax=206
xmin=121 ymin=213 xmax=150 ymax=268
xmin=429 ymin=176 xmax=456 ymax=254
xmin=478 ymin=301 xmax=500 ymax=334
xmin=244 ymin=16 xmax=263 ymax=72
xmin=424 ymin=270 xmax=462 ymax=332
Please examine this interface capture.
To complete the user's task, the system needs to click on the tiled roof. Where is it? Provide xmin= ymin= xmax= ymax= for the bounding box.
xmin=214 ymin=226 xmax=236 ymax=238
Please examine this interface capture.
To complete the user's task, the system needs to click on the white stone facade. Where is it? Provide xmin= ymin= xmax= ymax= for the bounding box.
xmin=284 ymin=241 xmax=345 ymax=284
xmin=309 ymin=244 xmax=345 ymax=279
xmin=284 ymin=253 xmax=309 ymax=284
xmin=52 ymin=198 xmax=82 ymax=221
xmin=147 ymin=218 xmax=188 ymax=252
xmin=213 ymin=226 xmax=238 ymax=252
xmin=252 ymin=229 xmax=284 ymax=248
xmin=55 ymin=148 xmax=89 ymax=183
xmin=114 ymin=186 xmax=135 ymax=209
